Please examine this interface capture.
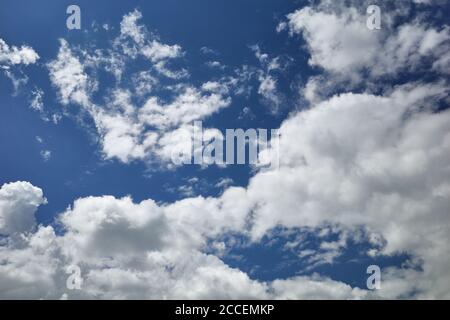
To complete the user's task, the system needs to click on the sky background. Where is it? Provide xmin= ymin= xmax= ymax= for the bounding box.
xmin=0 ymin=0 xmax=449 ymax=299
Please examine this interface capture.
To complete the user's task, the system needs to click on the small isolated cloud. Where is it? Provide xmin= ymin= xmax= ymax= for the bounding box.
xmin=40 ymin=150 xmax=51 ymax=162
xmin=205 ymin=61 xmax=225 ymax=69
xmin=30 ymin=88 xmax=44 ymax=112
xmin=200 ymin=46 xmax=219 ymax=55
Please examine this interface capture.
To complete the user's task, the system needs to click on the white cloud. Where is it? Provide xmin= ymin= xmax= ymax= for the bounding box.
xmin=3 ymin=70 xmax=28 ymax=94
xmin=0 ymin=182 xmax=368 ymax=299
xmin=200 ymin=46 xmax=219 ymax=55
xmin=243 ymin=82 xmax=450 ymax=298
xmin=251 ymin=45 xmax=284 ymax=113
xmin=258 ymin=74 xmax=280 ymax=107
xmin=215 ymin=178 xmax=234 ymax=189
xmin=48 ymin=39 xmax=95 ymax=108
xmin=0 ymin=39 xmax=39 ymax=94
xmin=30 ymin=88 xmax=44 ymax=112
xmin=153 ymin=61 xmax=189 ymax=79
xmin=47 ymin=10 xmax=233 ymax=166
xmin=0 ymin=39 xmax=39 ymax=66
xmin=271 ymin=275 xmax=366 ymax=299
xmin=119 ymin=10 xmax=146 ymax=45
xmin=59 ymin=196 xmax=167 ymax=262
xmin=15 ymin=4 xmax=449 ymax=300
xmin=40 ymin=150 xmax=52 ymax=162
xmin=250 ymin=1 xmax=450 ymax=298
xmin=141 ymin=40 xmax=182 ymax=62
xmin=93 ymin=111 xmax=147 ymax=163
xmin=284 ymin=4 xmax=450 ymax=79
xmin=3 ymin=90 xmax=450 ymax=299
xmin=0 ymin=225 xmax=62 ymax=299
xmin=139 ymin=86 xmax=230 ymax=130
xmin=0 ymin=181 xmax=46 ymax=236
xmin=205 ymin=60 xmax=223 ymax=69
xmin=132 ymin=71 xmax=158 ymax=97
xmin=116 ymin=9 xmax=184 ymax=78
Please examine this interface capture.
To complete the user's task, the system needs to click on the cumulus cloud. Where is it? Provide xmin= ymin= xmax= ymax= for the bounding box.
xmin=0 ymin=38 xmax=39 ymax=94
xmin=116 ymin=9 xmax=184 ymax=76
xmin=253 ymin=0 xmax=450 ymax=298
xmin=0 ymin=181 xmax=370 ymax=299
xmin=0 ymin=225 xmax=62 ymax=299
xmin=271 ymin=275 xmax=366 ymax=299
xmin=4 ymin=2 xmax=450 ymax=300
xmin=0 ymin=182 xmax=46 ymax=236
xmin=290 ymin=5 xmax=448 ymax=76
xmin=47 ymin=10 xmax=233 ymax=165
xmin=246 ymin=82 xmax=450 ymax=298
xmin=48 ymin=39 xmax=95 ymax=108
xmin=2 ymin=78 xmax=450 ymax=298
xmin=0 ymin=39 xmax=39 ymax=66
xmin=283 ymin=1 xmax=450 ymax=101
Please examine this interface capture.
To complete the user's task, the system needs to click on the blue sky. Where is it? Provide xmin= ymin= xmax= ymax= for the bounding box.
xmin=0 ymin=0 xmax=449 ymax=299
